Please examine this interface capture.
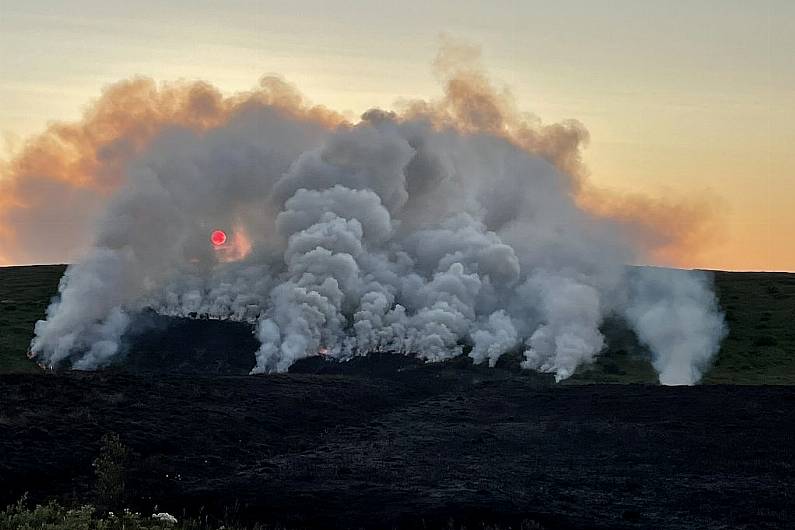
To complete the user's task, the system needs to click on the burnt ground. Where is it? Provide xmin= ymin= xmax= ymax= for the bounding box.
xmin=1 ymin=267 xmax=794 ymax=528
xmin=0 ymin=365 xmax=793 ymax=529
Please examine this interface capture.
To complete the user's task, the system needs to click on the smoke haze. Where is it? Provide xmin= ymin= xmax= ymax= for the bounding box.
xmin=7 ymin=43 xmax=727 ymax=384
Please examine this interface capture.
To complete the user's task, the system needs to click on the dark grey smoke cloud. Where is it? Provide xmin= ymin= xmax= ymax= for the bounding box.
xmin=30 ymin=106 xmax=726 ymax=384
xmin=29 ymin=46 xmax=727 ymax=384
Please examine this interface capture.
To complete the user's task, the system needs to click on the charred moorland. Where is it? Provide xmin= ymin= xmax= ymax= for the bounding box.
xmin=0 ymin=266 xmax=794 ymax=528
xmin=0 ymin=368 xmax=793 ymax=529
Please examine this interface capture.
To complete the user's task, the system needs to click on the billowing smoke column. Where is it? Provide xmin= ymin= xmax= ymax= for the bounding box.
xmin=26 ymin=44 xmax=727 ymax=384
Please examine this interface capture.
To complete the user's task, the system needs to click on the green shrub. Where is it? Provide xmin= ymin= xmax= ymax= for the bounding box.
xmin=93 ymin=433 xmax=129 ymax=511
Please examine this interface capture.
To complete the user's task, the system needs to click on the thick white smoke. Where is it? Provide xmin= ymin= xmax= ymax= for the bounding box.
xmin=622 ymin=267 xmax=727 ymax=385
xmin=29 ymin=59 xmax=727 ymax=385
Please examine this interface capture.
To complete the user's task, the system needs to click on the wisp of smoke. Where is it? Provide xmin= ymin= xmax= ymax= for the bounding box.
xmin=19 ymin=43 xmax=727 ymax=384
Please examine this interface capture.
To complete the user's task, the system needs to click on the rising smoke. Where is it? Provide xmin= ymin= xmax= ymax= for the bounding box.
xmin=16 ymin=42 xmax=727 ymax=384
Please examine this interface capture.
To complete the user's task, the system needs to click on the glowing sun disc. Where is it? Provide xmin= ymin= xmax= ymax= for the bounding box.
xmin=210 ymin=229 xmax=227 ymax=246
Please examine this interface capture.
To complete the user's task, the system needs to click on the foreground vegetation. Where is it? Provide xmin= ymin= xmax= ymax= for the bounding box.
xmin=1 ymin=265 xmax=793 ymax=383
xmin=1 ymin=499 xmax=184 ymax=530
xmin=0 ymin=500 xmax=544 ymax=530
xmin=1 ymin=433 xmax=257 ymax=530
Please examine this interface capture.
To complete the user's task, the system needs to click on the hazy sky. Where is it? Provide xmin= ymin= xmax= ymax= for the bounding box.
xmin=1 ymin=0 xmax=793 ymax=270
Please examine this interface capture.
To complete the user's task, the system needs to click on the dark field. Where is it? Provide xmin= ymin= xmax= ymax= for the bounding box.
xmin=0 ymin=265 xmax=794 ymax=528
xmin=1 ymin=371 xmax=793 ymax=529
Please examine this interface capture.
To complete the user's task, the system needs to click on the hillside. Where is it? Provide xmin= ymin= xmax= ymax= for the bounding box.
xmin=1 ymin=265 xmax=794 ymax=528
xmin=0 ymin=265 xmax=66 ymax=374
xmin=1 ymin=372 xmax=792 ymax=529
xmin=1 ymin=265 xmax=793 ymax=384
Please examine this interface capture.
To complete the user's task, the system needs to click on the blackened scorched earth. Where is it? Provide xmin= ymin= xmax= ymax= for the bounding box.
xmin=1 ymin=353 xmax=793 ymax=529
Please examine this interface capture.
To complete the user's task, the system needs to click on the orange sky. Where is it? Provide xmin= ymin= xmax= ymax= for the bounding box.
xmin=1 ymin=1 xmax=793 ymax=271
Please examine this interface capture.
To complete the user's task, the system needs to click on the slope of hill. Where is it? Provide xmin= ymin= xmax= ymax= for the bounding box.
xmin=0 ymin=265 xmax=66 ymax=374
xmin=1 ymin=265 xmax=793 ymax=384
xmin=0 ymin=372 xmax=792 ymax=529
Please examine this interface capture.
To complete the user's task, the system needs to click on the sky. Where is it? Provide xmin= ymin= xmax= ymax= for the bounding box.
xmin=1 ymin=0 xmax=793 ymax=271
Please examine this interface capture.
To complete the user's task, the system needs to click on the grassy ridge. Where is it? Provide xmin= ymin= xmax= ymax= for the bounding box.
xmin=561 ymin=271 xmax=795 ymax=384
xmin=0 ymin=265 xmax=793 ymax=383
xmin=0 ymin=265 xmax=65 ymax=373
xmin=705 ymin=271 xmax=795 ymax=384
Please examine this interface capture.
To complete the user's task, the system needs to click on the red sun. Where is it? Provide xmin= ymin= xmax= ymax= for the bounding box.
xmin=210 ymin=229 xmax=227 ymax=246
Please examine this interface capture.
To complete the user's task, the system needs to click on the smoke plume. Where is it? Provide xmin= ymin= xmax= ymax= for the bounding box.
xmin=16 ymin=43 xmax=727 ymax=384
